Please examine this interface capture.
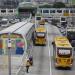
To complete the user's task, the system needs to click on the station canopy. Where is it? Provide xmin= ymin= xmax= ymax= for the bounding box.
xmin=18 ymin=2 xmax=37 ymax=9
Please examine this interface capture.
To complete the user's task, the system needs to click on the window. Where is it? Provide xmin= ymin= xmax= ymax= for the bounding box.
xmin=61 ymin=17 xmax=65 ymax=21
xmin=57 ymin=48 xmax=72 ymax=58
xmin=1 ymin=21 xmax=7 ymax=24
xmin=36 ymin=32 xmax=45 ymax=37
xmin=43 ymin=10 xmax=49 ymax=13
xmin=73 ymin=10 xmax=75 ymax=13
xmin=64 ymin=10 xmax=69 ymax=13
xmin=36 ymin=17 xmax=41 ymax=20
xmin=1 ymin=10 xmax=6 ymax=13
xmin=70 ymin=10 xmax=73 ymax=13
xmin=50 ymin=10 xmax=55 ymax=13
xmin=70 ymin=10 xmax=75 ymax=13
xmin=57 ymin=10 xmax=62 ymax=13
xmin=8 ymin=10 xmax=13 ymax=13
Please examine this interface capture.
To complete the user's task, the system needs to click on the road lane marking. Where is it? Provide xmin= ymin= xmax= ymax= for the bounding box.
xmin=46 ymin=24 xmax=52 ymax=75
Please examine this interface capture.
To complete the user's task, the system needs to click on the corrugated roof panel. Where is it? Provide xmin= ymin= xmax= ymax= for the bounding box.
xmin=0 ymin=20 xmax=28 ymax=34
xmin=14 ymin=22 xmax=34 ymax=36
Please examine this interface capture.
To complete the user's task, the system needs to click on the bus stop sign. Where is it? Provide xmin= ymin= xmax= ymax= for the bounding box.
xmin=7 ymin=38 xmax=12 ymax=48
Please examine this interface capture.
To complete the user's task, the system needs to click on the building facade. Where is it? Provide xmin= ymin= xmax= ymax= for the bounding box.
xmin=0 ymin=0 xmax=74 ymax=9
xmin=31 ymin=0 xmax=69 ymax=3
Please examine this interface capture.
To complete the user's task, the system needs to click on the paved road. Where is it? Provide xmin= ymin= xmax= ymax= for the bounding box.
xmin=47 ymin=23 xmax=75 ymax=75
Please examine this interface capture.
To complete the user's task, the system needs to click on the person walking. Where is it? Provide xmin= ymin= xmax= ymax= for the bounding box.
xmin=26 ymin=59 xmax=31 ymax=73
xmin=29 ymin=55 xmax=33 ymax=66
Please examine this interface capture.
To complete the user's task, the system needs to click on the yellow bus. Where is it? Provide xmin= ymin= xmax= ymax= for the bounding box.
xmin=39 ymin=19 xmax=45 ymax=25
xmin=53 ymin=36 xmax=73 ymax=68
xmin=33 ymin=26 xmax=46 ymax=45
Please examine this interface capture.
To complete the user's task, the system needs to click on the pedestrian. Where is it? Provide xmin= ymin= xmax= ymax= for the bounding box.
xmin=26 ymin=59 xmax=31 ymax=73
xmin=29 ymin=55 xmax=33 ymax=66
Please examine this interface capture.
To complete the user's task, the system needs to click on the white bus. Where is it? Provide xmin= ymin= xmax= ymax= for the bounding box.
xmin=1 ymin=18 xmax=10 ymax=27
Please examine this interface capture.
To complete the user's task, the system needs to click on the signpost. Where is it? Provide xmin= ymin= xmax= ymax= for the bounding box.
xmin=8 ymin=33 xmax=12 ymax=75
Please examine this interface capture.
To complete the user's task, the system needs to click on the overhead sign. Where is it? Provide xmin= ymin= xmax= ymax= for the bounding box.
xmin=7 ymin=38 xmax=12 ymax=48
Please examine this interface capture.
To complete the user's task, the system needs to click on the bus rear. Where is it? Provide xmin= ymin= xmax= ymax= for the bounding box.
xmin=34 ymin=27 xmax=46 ymax=45
xmin=54 ymin=36 xmax=73 ymax=68
xmin=55 ymin=47 xmax=73 ymax=68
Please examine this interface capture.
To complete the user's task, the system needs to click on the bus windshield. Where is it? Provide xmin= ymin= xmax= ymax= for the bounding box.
xmin=57 ymin=48 xmax=72 ymax=57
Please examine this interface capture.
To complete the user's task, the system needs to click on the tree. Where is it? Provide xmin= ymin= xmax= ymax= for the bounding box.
xmin=53 ymin=2 xmax=66 ymax=8
xmin=39 ymin=3 xmax=52 ymax=8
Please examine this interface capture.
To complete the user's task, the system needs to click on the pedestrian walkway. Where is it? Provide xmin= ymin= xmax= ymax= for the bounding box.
xmin=0 ymin=55 xmax=22 ymax=75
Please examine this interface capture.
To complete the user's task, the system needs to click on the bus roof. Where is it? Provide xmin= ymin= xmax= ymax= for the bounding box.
xmin=54 ymin=36 xmax=72 ymax=48
xmin=35 ymin=26 xmax=46 ymax=32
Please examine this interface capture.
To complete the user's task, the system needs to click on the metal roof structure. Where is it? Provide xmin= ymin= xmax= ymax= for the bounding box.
xmin=0 ymin=20 xmax=29 ymax=34
xmin=18 ymin=2 xmax=37 ymax=9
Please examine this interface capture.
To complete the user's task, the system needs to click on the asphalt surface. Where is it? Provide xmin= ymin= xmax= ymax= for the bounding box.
xmin=46 ymin=23 xmax=75 ymax=75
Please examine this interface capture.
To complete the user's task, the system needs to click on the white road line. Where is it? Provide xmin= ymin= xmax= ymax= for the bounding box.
xmin=46 ymin=24 xmax=52 ymax=75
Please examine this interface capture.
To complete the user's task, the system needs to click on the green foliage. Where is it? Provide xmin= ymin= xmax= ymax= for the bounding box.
xmin=39 ymin=4 xmax=52 ymax=8
xmin=53 ymin=2 xmax=66 ymax=8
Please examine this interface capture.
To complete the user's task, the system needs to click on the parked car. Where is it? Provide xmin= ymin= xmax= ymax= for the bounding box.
xmin=9 ymin=19 xmax=19 ymax=24
xmin=1 ymin=18 xmax=10 ymax=27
